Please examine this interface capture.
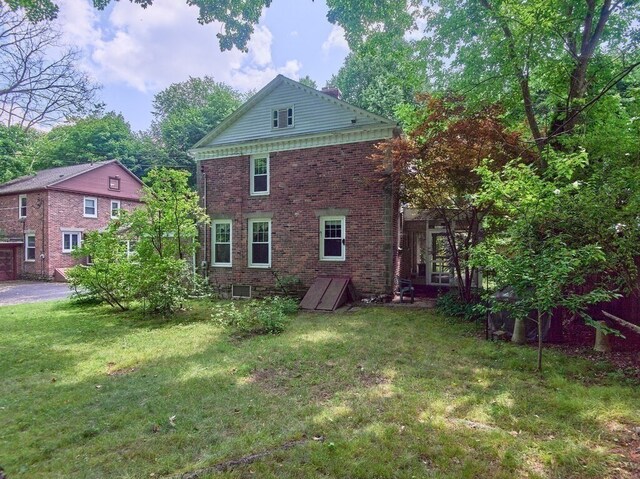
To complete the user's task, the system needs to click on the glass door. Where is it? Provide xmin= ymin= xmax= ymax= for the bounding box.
xmin=430 ymin=232 xmax=450 ymax=284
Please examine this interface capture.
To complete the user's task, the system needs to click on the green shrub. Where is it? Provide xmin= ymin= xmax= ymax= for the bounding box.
xmin=436 ymin=290 xmax=484 ymax=321
xmin=211 ymin=296 xmax=298 ymax=335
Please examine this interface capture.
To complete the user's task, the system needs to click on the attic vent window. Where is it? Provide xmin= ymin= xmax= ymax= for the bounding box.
xmin=108 ymin=176 xmax=120 ymax=191
xmin=272 ymin=107 xmax=293 ymax=129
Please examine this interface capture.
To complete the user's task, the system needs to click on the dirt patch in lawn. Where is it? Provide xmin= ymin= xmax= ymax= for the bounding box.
xmin=608 ymin=423 xmax=640 ymax=478
xmin=106 ymin=362 xmax=139 ymax=376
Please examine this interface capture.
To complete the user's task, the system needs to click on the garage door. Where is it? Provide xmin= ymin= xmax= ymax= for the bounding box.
xmin=0 ymin=248 xmax=15 ymax=281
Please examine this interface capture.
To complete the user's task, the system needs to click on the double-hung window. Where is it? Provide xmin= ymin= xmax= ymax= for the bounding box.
xmin=110 ymin=200 xmax=121 ymax=219
xmin=84 ymin=197 xmax=97 ymax=218
xmin=248 ymin=219 xmax=271 ymax=268
xmin=62 ymin=231 xmax=81 ymax=253
xmin=25 ymin=234 xmax=36 ymax=261
xmin=320 ymin=216 xmax=346 ymax=261
xmin=250 ymin=155 xmax=269 ymax=196
xmin=19 ymin=195 xmax=27 ymax=219
xmin=212 ymin=220 xmax=232 ymax=267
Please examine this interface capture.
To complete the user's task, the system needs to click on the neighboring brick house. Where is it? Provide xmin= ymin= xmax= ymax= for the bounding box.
xmin=0 ymin=160 xmax=143 ymax=281
xmin=190 ymin=75 xmax=400 ymax=298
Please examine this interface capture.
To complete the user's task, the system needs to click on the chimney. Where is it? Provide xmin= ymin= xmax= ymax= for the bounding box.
xmin=321 ymin=86 xmax=342 ymax=100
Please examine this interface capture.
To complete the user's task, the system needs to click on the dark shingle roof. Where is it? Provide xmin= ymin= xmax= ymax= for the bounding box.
xmin=0 ymin=161 xmax=115 ymax=195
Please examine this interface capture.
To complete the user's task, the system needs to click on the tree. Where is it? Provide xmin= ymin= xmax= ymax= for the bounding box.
xmin=69 ymin=168 xmax=210 ymax=313
xmin=378 ymin=94 xmax=531 ymax=303
xmin=0 ymin=124 xmax=39 ymax=182
xmin=151 ymin=77 xmax=243 ymax=175
xmin=420 ymin=0 xmax=640 ymax=156
xmin=331 ymin=34 xmax=426 ymax=120
xmin=0 ymin=4 xmax=98 ymax=130
xmin=298 ymin=75 xmax=317 ymax=90
xmin=4 ymin=0 xmax=419 ymax=52
xmin=33 ymin=112 xmax=148 ymax=173
xmin=471 ymin=151 xmax=619 ymax=371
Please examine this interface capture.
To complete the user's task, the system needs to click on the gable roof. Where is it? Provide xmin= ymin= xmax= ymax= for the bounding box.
xmin=0 ymin=160 xmax=142 ymax=195
xmin=190 ymin=75 xmax=397 ymax=158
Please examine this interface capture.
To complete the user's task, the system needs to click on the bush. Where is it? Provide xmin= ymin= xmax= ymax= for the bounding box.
xmin=436 ymin=290 xmax=484 ymax=321
xmin=211 ymin=296 xmax=298 ymax=335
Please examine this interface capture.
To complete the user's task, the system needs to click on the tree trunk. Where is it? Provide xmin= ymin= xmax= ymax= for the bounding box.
xmin=536 ymin=310 xmax=543 ymax=372
xmin=512 ymin=317 xmax=527 ymax=345
xmin=594 ymin=320 xmax=611 ymax=352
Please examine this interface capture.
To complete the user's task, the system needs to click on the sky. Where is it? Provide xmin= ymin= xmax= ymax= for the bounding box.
xmin=54 ymin=0 xmax=351 ymax=132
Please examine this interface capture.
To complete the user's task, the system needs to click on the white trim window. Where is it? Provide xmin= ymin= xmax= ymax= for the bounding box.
xmin=62 ymin=231 xmax=81 ymax=253
xmin=25 ymin=234 xmax=36 ymax=261
xmin=212 ymin=220 xmax=232 ymax=267
xmin=18 ymin=195 xmax=27 ymax=219
xmin=248 ymin=219 xmax=271 ymax=268
xmin=250 ymin=155 xmax=269 ymax=196
xmin=320 ymin=216 xmax=346 ymax=261
xmin=110 ymin=200 xmax=121 ymax=219
xmin=83 ymin=197 xmax=97 ymax=218
xmin=272 ymin=106 xmax=294 ymax=129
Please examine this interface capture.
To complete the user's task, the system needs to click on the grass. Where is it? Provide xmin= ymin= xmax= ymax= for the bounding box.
xmin=1 ymin=300 xmax=639 ymax=478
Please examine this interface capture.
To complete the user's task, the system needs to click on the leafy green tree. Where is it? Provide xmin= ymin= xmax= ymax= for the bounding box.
xmin=471 ymin=151 xmax=632 ymax=371
xmin=298 ymin=75 xmax=317 ymax=89
xmin=0 ymin=125 xmax=39 ymax=182
xmin=419 ymin=0 xmax=640 ymax=156
xmin=69 ymin=168 xmax=210 ymax=313
xmin=33 ymin=112 xmax=155 ymax=175
xmin=151 ymin=77 xmax=243 ymax=175
xmin=5 ymin=0 xmax=418 ymax=51
xmin=331 ymin=34 xmax=426 ymax=120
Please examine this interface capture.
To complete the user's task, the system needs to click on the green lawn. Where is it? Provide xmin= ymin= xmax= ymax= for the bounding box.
xmin=1 ymin=300 xmax=639 ymax=478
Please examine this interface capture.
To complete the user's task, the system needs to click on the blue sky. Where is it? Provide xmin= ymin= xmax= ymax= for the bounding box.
xmin=55 ymin=0 xmax=351 ymax=132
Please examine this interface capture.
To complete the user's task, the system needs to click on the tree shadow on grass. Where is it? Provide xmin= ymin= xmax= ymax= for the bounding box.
xmin=2 ymin=306 xmax=639 ymax=478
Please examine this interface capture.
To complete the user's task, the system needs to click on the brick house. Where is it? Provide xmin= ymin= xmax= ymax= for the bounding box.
xmin=190 ymin=75 xmax=400 ymax=298
xmin=0 ymin=160 xmax=143 ymax=281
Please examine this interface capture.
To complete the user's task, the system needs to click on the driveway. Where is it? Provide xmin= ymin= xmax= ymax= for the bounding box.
xmin=0 ymin=281 xmax=73 ymax=306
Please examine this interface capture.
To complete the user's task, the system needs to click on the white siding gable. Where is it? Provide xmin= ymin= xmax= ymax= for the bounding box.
xmin=203 ymin=80 xmax=393 ymax=148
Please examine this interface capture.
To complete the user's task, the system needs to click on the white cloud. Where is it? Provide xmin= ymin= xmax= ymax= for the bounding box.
xmin=321 ymin=25 xmax=349 ymax=55
xmin=54 ymin=0 xmax=302 ymax=95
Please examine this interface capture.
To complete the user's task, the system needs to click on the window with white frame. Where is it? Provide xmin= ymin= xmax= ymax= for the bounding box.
xmin=248 ymin=219 xmax=271 ymax=267
xmin=83 ymin=197 xmax=97 ymax=218
xmin=19 ymin=195 xmax=27 ymax=219
xmin=212 ymin=220 xmax=232 ymax=266
xmin=25 ymin=234 xmax=36 ymax=261
xmin=62 ymin=231 xmax=81 ymax=253
xmin=250 ymin=155 xmax=269 ymax=196
xmin=320 ymin=216 xmax=346 ymax=261
xmin=110 ymin=200 xmax=121 ymax=218
xmin=272 ymin=106 xmax=294 ymax=129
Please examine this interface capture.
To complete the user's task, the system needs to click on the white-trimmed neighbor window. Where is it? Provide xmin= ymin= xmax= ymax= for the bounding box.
xmin=320 ymin=216 xmax=346 ymax=261
xmin=110 ymin=200 xmax=121 ymax=218
xmin=19 ymin=195 xmax=27 ymax=219
xmin=212 ymin=220 xmax=232 ymax=267
xmin=248 ymin=219 xmax=271 ymax=268
xmin=25 ymin=234 xmax=36 ymax=261
xmin=250 ymin=155 xmax=269 ymax=196
xmin=272 ymin=106 xmax=294 ymax=129
xmin=83 ymin=197 xmax=97 ymax=218
xmin=62 ymin=231 xmax=81 ymax=253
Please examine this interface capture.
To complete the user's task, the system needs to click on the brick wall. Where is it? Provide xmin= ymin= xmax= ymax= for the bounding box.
xmin=0 ymin=191 xmax=48 ymax=277
xmin=200 ymin=140 xmax=398 ymax=297
xmin=46 ymin=191 xmax=139 ymax=277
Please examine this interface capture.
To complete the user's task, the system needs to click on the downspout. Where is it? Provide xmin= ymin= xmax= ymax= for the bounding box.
xmin=202 ymin=170 xmax=208 ymax=279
